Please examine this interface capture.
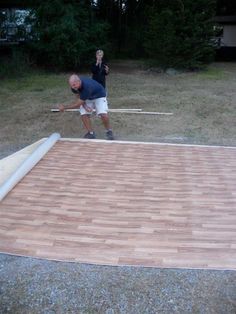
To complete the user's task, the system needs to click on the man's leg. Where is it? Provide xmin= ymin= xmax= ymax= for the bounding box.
xmin=100 ymin=113 xmax=111 ymax=130
xmin=80 ymin=103 xmax=96 ymax=139
xmin=95 ymin=97 xmax=114 ymax=140
xmin=81 ymin=114 xmax=93 ymax=132
xmin=81 ymin=115 xmax=96 ymax=138
xmin=100 ymin=114 xmax=114 ymax=140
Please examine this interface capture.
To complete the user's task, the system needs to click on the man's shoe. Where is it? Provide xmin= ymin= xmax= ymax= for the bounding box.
xmin=106 ymin=130 xmax=114 ymax=140
xmin=84 ymin=132 xmax=96 ymax=139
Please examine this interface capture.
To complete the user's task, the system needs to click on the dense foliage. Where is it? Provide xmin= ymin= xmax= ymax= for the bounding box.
xmin=28 ymin=0 xmax=109 ymax=70
xmin=1 ymin=0 xmax=222 ymax=70
xmin=144 ymin=0 xmax=217 ymax=69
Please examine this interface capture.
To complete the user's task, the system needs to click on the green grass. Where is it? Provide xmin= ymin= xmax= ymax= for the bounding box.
xmin=1 ymin=73 xmax=66 ymax=91
xmin=0 ymin=60 xmax=236 ymax=160
xmin=195 ymin=66 xmax=226 ymax=80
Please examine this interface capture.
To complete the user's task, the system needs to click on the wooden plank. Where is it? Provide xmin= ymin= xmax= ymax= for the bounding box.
xmin=50 ymin=108 xmax=173 ymax=115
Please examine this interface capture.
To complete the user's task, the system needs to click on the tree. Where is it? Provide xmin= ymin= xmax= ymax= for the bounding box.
xmin=144 ymin=0 xmax=217 ymax=69
xmin=95 ymin=0 xmax=124 ymax=53
xmin=217 ymin=0 xmax=236 ymax=15
xmin=2 ymin=0 xmax=222 ymax=70
xmin=28 ymin=0 xmax=109 ymax=70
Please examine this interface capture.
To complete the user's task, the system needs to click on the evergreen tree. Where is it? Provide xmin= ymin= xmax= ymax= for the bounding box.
xmin=144 ymin=0 xmax=217 ymax=69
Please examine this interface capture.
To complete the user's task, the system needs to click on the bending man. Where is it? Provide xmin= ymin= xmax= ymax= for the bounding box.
xmin=59 ymin=74 xmax=114 ymax=140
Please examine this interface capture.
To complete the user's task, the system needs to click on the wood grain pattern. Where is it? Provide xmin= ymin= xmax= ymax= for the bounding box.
xmin=0 ymin=140 xmax=236 ymax=269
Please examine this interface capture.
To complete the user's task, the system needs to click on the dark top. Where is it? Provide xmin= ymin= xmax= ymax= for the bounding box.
xmin=71 ymin=77 xmax=106 ymax=100
xmin=91 ymin=61 xmax=108 ymax=88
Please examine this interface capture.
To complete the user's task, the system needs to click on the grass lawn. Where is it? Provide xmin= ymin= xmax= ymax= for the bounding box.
xmin=0 ymin=61 xmax=236 ymax=158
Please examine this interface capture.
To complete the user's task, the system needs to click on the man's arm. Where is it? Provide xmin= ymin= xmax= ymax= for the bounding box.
xmin=58 ymin=98 xmax=90 ymax=112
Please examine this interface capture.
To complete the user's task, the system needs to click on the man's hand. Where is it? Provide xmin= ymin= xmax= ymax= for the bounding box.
xmin=83 ymin=104 xmax=93 ymax=112
xmin=58 ymin=104 xmax=65 ymax=112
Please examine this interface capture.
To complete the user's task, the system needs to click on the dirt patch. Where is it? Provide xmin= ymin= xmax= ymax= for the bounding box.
xmin=0 ymin=61 xmax=236 ymax=158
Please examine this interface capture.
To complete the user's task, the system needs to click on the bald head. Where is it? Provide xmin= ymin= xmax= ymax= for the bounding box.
xmin=69 ymin=74 xmax=81 ymax=90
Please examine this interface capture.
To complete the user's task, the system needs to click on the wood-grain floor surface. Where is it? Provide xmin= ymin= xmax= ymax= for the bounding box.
xmin=0 ymin=140 xmax=236 ymax=269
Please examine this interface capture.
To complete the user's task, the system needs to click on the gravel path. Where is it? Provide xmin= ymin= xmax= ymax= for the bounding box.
xmin=0 ymin=254 xmax=236 ymax=313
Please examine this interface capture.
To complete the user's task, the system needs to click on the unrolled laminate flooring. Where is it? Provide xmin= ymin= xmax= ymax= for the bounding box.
xmin=0 ymin=140 xmax=235 ymax=269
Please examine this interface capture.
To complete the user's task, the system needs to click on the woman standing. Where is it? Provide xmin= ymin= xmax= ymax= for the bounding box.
xmin=91 ymin=49 xmax=109 ymax=89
